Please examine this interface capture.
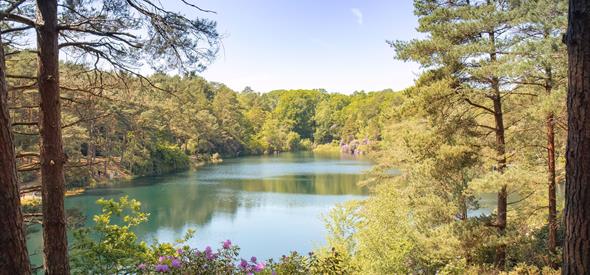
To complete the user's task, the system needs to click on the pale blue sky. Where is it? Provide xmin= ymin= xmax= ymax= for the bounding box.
xmin=171 ymin=1 xmax=421 ymax=93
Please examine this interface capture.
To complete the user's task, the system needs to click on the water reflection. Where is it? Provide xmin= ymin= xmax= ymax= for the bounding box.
xmin=220 ymin=174 xmax=368 ymax=195
xmin=28 ymin=152 xmax=371 ymax=265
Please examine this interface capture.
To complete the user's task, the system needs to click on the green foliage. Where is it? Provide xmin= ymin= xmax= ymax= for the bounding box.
xmin=265 ymin=252 xmax=310 ymax=274
xmin=312 ymin=142 xmax=341 ymax=154
xmin=123 ymin=142 xmax=190 ymax=176
xmin=70 ymin=197 xmax=360 ymax=274
xmin=321 ymin=0 xmax=568 ymax=273
xmin=70 ymin=196 xmax=151 ymax=274
xmin=9 ymin=2 xmax=570 ymax=272
xmin=8 ymin=55 xmax=401 ymax=190
xmin=313 ymin=94 xmax=350 ymax=143
xmin=264 ymin=249 xmax=355 ymax=275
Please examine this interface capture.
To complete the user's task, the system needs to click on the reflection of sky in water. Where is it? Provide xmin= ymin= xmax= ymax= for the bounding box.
xmin=27 ymin=152 xmax=371 ymax=266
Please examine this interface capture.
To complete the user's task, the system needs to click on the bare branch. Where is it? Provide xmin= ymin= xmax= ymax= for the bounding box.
xmin=62 ymin=113 xmax=111 ymax=129
xmin=3 ymin=13 xmax=35 ymax=26
xmin=179 ymin=0 xmax=217 ymax=14
xmin=12 ymin=121 xmax=38 ymax=127
xmin=1 ymin=25 xmax=34 ymax=34
xmin=17 ymin=162 xmax=40 ymax=172
xmin=0 ymin=0 xmax=27 ymax=21
xmin=20 ymin=186 xmax=41 ymax=195
xmin=6 ymin=74 xmax=36 ymax=80
xmin=463 ymin=98 xmax=496 ymax=114
xmin=16 ymin=152 xmax=40 ymax=158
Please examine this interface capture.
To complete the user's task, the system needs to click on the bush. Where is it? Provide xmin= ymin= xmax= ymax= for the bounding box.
xmin=124 ymin=143 xmax=190 ymax=176
xmin=285 ymin=131 xmax=301 ymax=151
xmin=265 ymin=248 xmax=355 ymax=275
xmin=70 ymin=196 xmax=151 ymax=274
xmin=150 ymin=143 xmax=190 ymax=175
xmin=298 ymin=138 xmax=313 ymax=151
xmin=313 ymin=142 xmax=341 ymax=154
xmin=71 ymin=197 xmax=358 ymax=274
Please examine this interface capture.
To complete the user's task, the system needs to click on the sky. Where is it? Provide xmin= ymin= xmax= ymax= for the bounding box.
xmin=168 ymin=1 xmax=421 ymax=94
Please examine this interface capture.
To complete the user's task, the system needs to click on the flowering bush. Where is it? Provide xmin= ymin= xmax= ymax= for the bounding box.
xmin=135 ymin=241 xmax=268 ymax=274
xmin=71 ymin=197 xmax=352 ymax=274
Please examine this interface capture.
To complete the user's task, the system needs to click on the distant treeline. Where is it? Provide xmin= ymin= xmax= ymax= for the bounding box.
xmin=8 ymin=53 xmax=400 ymax=184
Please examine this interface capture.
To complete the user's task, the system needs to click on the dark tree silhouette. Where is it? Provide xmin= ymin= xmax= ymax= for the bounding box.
xmin=0 ymin=22 xmax=31 ymax=275
xmin=564 ymin=0 xmax=590 ymax=273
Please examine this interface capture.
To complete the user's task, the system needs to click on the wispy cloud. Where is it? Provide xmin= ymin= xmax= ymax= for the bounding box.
xmin=351 ymin=8 xmax=363 ymax=25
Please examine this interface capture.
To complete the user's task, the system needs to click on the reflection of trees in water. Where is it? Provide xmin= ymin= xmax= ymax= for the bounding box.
xmin=25 ymin=155 xmax=371 ymax=267
xmin=134 ymin=173 xmax=367 ymax=233
xmin=138 ymin=174 xmax=367 ymax=233
xmin=135 ymin=184 xmax=240 ymax=234
xmin=61 ymin=170 xmax=368 ymax=235
xmin=221 ymin=174 xmax=368 ymax=195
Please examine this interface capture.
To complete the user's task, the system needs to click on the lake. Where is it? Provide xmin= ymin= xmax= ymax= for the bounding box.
xmin=27 ymin=152 xmax=371 ymax=266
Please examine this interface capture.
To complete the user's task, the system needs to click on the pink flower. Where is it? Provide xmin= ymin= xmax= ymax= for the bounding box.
xmin=250 ymin=256 xmax=257 ymax=263
xmin=203 ymin=245 xmax=217 ymax=260
xmin=223 ymin=239 xmax=232 ymax=249
xmin=239 ymin=259 xmax=248 ymax=269
xmin=171 ymin=258 xmax=182 ymax=268
xmin=253 ymin=262 xmax=265 ymax=272
xmin=155 ymin=264 xmax=169 ymax=273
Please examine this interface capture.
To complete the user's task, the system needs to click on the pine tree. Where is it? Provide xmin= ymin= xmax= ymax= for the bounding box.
xmin=392 ymin=0 xmax=523 ymax=268
xmin=512 ymin=0 xmax=567 ymax=262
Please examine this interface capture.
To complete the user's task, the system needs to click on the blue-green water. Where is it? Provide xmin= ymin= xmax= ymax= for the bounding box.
xmin=27 ymin=152 xmax=371 ymax=266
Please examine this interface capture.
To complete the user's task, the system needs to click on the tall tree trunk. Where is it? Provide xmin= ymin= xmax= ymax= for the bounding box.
xmin=493 ymin=92 xmax=508 ymax=269
xmin=36 ymin=0 xmax=70 ymax=274
xmin=0 ymin=31 xmax=32 ymax=275
xmin=545 ymin=66 xmax=558 ymax=263
xmin=490 ymin=28 xmax=508 ymax=269
xmin=547 ymin=112 xmax=557 ymax=256
xmin=87 ymin=123 xmax=95 ymax=175
xmin=563 ymin=0 xmax=590 ymax=273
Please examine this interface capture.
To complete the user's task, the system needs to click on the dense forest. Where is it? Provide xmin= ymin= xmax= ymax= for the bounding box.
xmin=9 ymin=51 xmax=399 ymax=187
xmin=2 ymin=0 xmax=590 ymax=274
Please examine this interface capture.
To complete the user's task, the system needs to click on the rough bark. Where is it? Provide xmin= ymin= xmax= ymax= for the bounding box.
xmin=490 ymin=29 xmax=508 ymax=269
xmin=563 ymin=0 xmax=590 ymax=273
xmin=547 ymin=112 xmax=557 ymax=255
xmin=0 ymin=31 xmax=32 ymax=275
xmin=493 ymin=92 xmax=508 ymax=269
xmin=545 ymin=68 xmax=558 ymax=261
xmin=36 ymin=0 xmax=70 ymax=274
xmin=87 ymin=125 xmax=95 ymax=175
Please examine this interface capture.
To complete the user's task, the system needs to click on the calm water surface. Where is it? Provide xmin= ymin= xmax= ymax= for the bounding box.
xmin=27 ymin=152 xmax=371 ymax=265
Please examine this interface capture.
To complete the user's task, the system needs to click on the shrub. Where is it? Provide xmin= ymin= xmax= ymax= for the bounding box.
xmin=71 ymin=197 xmax=359 ymax=274
xmin=124 ymin=143 xmax=190 ymax=176
xmin=298 ymin=138 xmax=313 ymax=151
xmin=70 ymin=196 xmax=151 ymax=274
xmin=313 ymin=142 xmax=341 ymax=154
